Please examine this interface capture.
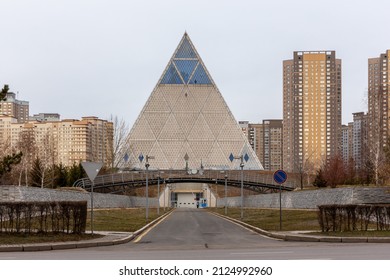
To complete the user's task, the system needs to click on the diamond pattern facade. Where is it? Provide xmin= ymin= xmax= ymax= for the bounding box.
xmin=126 ymin=33 xmax=263 ymax=170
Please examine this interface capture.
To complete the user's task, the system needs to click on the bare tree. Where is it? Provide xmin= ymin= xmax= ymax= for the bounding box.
xmin=294 ymin=152 xmax=315 ymax=189
xmin=109 ymin=115 xmax=130 ymax=170
xmin=34 ymin=132 xmax=56 ymax=188
xmin=16 ymin=129 xmax=36 ymax=186
xmin=367 ymin=84 xmax=387 ymax=185
xmin=324 ymin=153 xmax=346 ymax=188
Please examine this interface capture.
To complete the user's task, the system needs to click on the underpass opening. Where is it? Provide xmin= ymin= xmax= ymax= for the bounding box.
xmin=163 ymin=183 xmax=216 ymax=208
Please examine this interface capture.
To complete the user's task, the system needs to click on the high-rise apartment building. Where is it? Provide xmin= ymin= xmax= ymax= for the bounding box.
xmin=341 ymin=123 xmax=353 ymax=164
xmin=0 ymin=115 xmax=113 ymax=167
xmin=351 ymin=112 xmax=368 ymax=170
xmin=0 ymin=92 xmax=29 ymax=122
xmin=368 ymin=50 xmax=390 ymax=149
xmin=262 ymin=120 xmax=283 ymax=171
xmin=247 ymin=123 xmax=263 ymax=164
xmin=240 ymin=120 xmax=283 ymax=171
xmin=0 ymin=115 xmax=17 ymax=152
xmin=283 ymin=51 xmax=342 ymax=172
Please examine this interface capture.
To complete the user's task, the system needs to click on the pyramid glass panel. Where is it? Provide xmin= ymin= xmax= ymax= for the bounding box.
xmin=174 ymin=60 xmax=198 ymax=83
xmin=161 ymin=62 xmax=183 ymax=84
xmin=125 ymin=33 xmax=263 ymax=170
xmin=174 ymin=37 xmax=197 ymax=58
xmin=189 ymin=64 xmax=211 ymax=84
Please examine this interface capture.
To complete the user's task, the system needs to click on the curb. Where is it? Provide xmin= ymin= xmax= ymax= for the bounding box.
xmin=0 ymin=209 xmax=174 ymax=252
xmin=210 ymin=211 xmax=390 ymax=243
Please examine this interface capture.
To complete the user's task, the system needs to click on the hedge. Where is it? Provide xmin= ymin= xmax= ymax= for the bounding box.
xmin=0 ymin=201 xmax=87 ymax=234
xmin=318 ymin=204 xmax=390 ymax=232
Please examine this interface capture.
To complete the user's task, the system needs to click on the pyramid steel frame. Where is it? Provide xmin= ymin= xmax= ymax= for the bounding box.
xmin=125 ymin=33 xmax=263 ymax=170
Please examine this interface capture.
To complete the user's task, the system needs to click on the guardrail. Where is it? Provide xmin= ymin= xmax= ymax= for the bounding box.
xmin=73 ymin=169 xmax=297 ymax=194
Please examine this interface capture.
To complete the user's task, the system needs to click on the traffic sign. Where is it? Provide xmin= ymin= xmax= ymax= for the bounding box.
xmin=81 ymin=162 xmax=103 ymax=182
xmin=273 ymin=169 xmax=287 ymax=184
xmin=81 ymin=161 xmax=103 ymax=235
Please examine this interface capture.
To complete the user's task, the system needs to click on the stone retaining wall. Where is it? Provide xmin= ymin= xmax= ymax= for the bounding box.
xmin=0 ymin=185 xmax=158 ymax=208
xmin=217 ymin=187 xmax=390 ymax=209
xmin=2 ymin=185 xmax=390 ymax=210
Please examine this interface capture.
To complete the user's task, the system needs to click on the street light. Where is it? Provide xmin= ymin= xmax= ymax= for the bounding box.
xmin=239 ymin=158 xmax=244 ymax=220
xmin=163 ymin=179 xmax=166 ymax=211
xmin=145 ymin=155 xmax=155 ymax=222
xmin=157 ymin=171 xmax=160 ymax=215
xmin=157 ymin=170 xmax=164 ymax=215
xmin=232 ymin=155 xmax=244 ymax=220
xmin=224 ymin=173 xmax=228 ymax=215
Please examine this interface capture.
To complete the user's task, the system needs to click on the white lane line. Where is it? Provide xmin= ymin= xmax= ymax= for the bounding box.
xmin=230 ymin=251 xmax=294 ymax=255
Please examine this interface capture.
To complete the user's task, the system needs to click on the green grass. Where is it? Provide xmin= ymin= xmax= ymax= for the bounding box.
xmin=210 ymin=207 xmax=320 ymax=231
xmin=209 ymin=207 xmax=390 ymax=237
xmin=0 ymin=232 xmax=100 ymax=245
xmin=86 ymin=208 xmax=169 ymax=232
xmin=0 ymin=208 xmax=169 ymax=245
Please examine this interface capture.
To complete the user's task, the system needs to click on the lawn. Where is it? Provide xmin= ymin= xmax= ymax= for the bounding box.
xmin=210 ymin=207 xmax=320 ymax=231
xmin=0 ymin=232 xmax=99 ymax=245
xmin=209 ymin=207 xmax=390 ymax=237
xmin=0 ymin=208 xmax=169 ymax=245
xmin=86 ymin=207 xmax=168 ymax=232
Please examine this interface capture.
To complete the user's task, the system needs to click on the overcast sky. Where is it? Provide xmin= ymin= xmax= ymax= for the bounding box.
xmin=1 ymin=0 xmax=389 ymax=126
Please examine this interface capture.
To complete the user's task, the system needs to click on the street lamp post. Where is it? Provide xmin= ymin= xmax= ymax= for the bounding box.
xmin=229 ymin=154 xmax=245 ymax=220
xmin=232 ymin=155 xmax=244 ymax=220
xmin=157 ymin=171 xmax=164 ymax=215
xmin=209 ymin=185 xmax=212 ymax=207
xmin=163 ymin=180 xmax=166 ymax=211
xmin=145 ymin=155 xmax=154 ymax=222
xmin=239 ymin=158 xmax=244 ymax=220
xmin=157 ymin=171 xmax=160 ymax=215
xmin=224 ymin=173 xmax=228 ymax=215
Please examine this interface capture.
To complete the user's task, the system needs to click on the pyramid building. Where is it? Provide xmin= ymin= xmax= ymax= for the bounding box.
xmin=126 ymin=33 xmax=263 ymax=170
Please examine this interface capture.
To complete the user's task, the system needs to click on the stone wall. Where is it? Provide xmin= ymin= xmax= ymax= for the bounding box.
xmin=0 ymin=185 xmax=158 ymax=208
xmin=2 ymin=185 xmax=390 ymax=210
xmin=217 ymin=187 xmax=390 ymax=209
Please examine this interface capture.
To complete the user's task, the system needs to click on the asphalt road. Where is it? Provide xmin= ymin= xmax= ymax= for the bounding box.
xmin=2 ymin=208 xmax=390 ymax=260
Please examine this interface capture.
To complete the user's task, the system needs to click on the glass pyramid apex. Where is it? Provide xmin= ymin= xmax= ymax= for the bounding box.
xmin=175 ymin=37 xmax=197 ymax=58
xmin=160 ymin=33 xmax=213 ymax=85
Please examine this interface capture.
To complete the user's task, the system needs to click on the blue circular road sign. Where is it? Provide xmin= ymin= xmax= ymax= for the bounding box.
xmin=273 ymin=169 xmax=287 ymax=184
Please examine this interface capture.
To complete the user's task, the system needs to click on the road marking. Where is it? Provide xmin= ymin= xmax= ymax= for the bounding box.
xmin=209 ymin=211 xmax=280 ymax=241
xmin=230 ymin=251 xmax=293 ymax=255
xmin=133 ymin=211 xmax=173 ymax=243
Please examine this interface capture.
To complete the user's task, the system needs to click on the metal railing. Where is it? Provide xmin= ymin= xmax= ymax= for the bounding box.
xmin=73 ymin=169 xmax=297 ymax=193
